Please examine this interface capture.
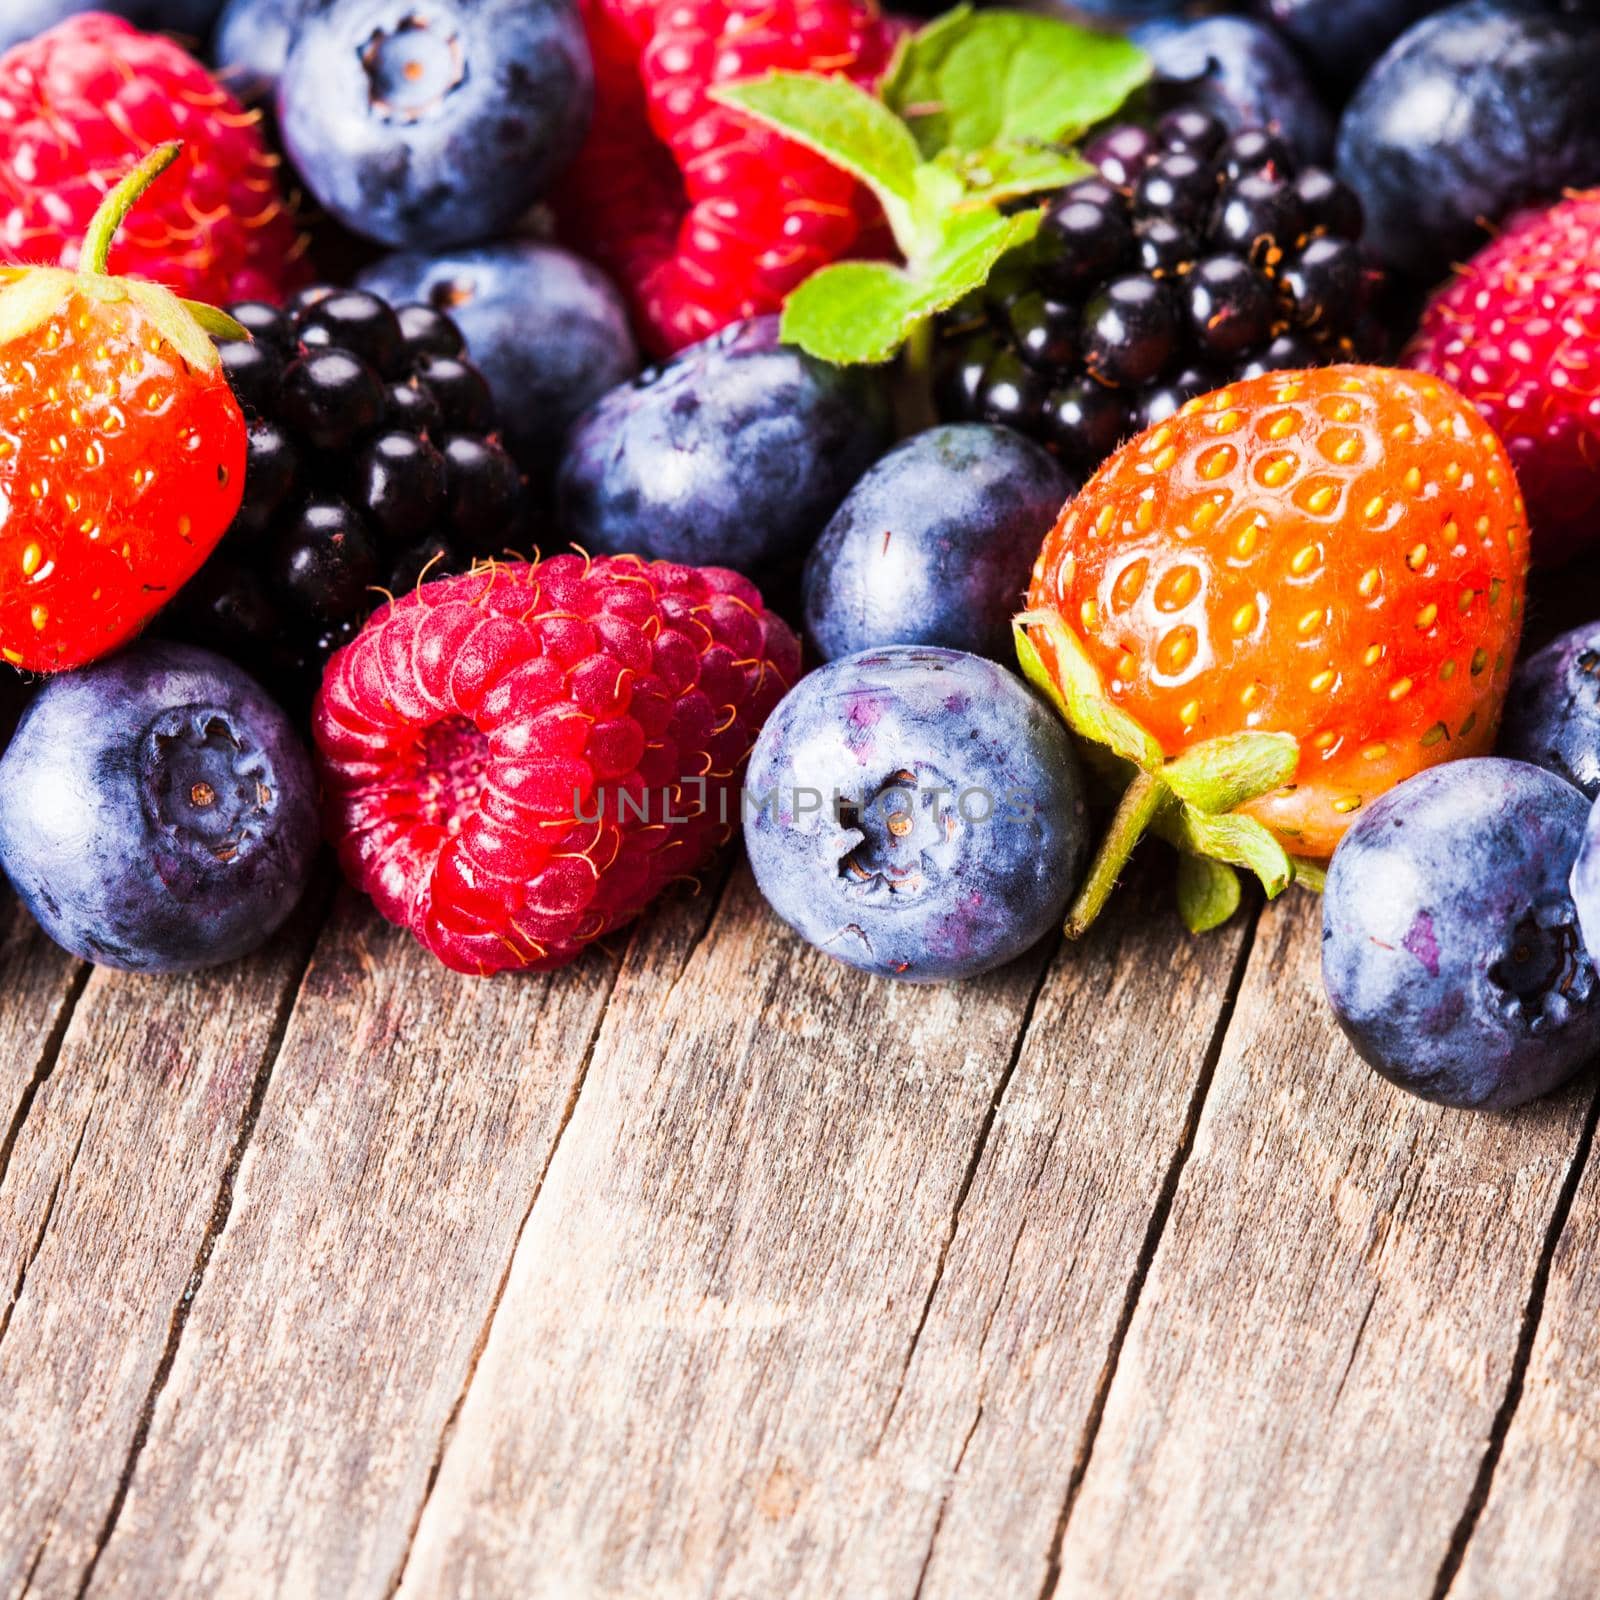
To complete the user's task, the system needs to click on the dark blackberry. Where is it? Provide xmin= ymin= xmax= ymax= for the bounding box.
xmin=935 ymin=106 xmax=1377 ymax=476
xmin=171 ymin=283 xmax=525 ymax=703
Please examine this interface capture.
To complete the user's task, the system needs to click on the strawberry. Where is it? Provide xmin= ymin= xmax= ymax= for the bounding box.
xmin=1403 ymin=190 xmax=1600 ymax=568
xmin=1017 ymin=364 xmax=1528 ymax=933
xmin=556 ymin=0 xmax=897 ymax=355
xmin=0 ymin=143 xmax=248 ymax=674
xmin=0 ymin=14 xmax=308 ymax=307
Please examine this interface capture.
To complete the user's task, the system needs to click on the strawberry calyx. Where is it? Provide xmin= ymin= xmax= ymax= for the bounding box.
xmin=0 ymin=143 xmax=248 ymax=369
xmin=1014 ymin=608 xmax=1308 ymax=936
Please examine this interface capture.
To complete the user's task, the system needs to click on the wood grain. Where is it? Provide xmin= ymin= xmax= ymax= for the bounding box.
xmin=394 ymin=862 xmax=1249 ymax=1600
xmin=82 ymin=888 xmax=623 ymax=1600
xmin=1447 ymin=1102 xmax=1600 ymax=1600
xmin=0 ymin=894 xmax=323 ymax=1600
xmin=1052 ymin=894 xmax=1598 ymax=1600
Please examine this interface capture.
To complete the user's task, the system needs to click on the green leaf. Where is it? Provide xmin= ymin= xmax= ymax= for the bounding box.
xmin=884 ymin=7 xmax=1150 ymax=161
xmin=181 ymin=299 xmax=251 ymax=344
xmin=1176 ymin=854 xmax=1243 ymax=934
xmin=1167 ymin=804 xmax=1295 ymax=899
xmin=124 ymin=279 xmax=223 ymax=372
xmin=711 ymin=72 xmax=924 ymax=247
xmin=0 ymin=269 xmax=74 ymax=347
xmin=1290 ymin=856 xmax=1328 ymax=893
xmin=1162 ymin=731 xmax=1300 ymax=815
xmin=781 ymin=208 xmax=1035 ymax=364
xmin=1013 ymin=611 xmax=1164 ymax=771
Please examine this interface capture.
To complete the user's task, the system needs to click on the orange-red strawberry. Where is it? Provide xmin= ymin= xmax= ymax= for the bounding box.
xmin=1018 ymin=364 xmax=1527 ymax=932
xmin=0 ymin=143 xmax=247 ymax=673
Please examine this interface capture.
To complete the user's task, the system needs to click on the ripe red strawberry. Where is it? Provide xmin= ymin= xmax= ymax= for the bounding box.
xmin=1020 ymin=365 xmax=1527 ymax=931
xmin=557 ymin=0 xmax=897 ymax=355
xmin=0 ymin=14 xmax=307 ymax=307
xmin=313 ymin=553 xmax=801 ymax=975
xmin=0 ymin=143 xmax=248 ymax=674
xmin=1404 ymin=191 xmax=1600 ymax=567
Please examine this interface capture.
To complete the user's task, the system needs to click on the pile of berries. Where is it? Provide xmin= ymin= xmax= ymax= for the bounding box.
xmin=172 ymin=286 xmax=524 ymax=695
xmin=936 ymin=109 xmax=1377 ymax=474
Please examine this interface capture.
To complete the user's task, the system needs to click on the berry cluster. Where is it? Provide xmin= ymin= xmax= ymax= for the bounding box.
xmin=172 ymin=286 xmax=524 ymax=697
xmin=936 ymin=109 xmax=1376 ymax=474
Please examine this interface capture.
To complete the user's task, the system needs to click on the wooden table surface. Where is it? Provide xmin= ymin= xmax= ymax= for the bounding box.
xmin=1 ymin=823 xmax=1598 ymax=1600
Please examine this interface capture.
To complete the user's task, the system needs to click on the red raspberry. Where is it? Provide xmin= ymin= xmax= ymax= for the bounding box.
xmin=1404 ymin=190 xmax=1600 ymax=567
xmin=313 ymin=554 xmax=801 ymax=975
xmin=0 ymin=14 xmax=308 ymax=306
xmin=557 ymin=0 xmax=897 ymax=355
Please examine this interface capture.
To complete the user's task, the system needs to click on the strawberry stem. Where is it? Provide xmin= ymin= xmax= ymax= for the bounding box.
xmin=1065 ymin=769 xmax=1168 ymax=939
xmin=81 ymin=142 xmax=182 ymax=277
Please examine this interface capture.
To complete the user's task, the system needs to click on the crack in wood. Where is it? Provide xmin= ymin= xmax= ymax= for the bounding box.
xmin=0 ymin=1106 xmax=91 ymax=1351
xmin=70 ymin=901 xmax=328 ymax=1600
xmin=910 ymin=1399 xmax=986 ymax=1600
xmin=383 ymin=929 xmax=636 ymax=1600
xmin=1034 ymin=898 xmax=1263 ymax=1600
xmin=872 ymin=935 xmax=1062 ymax=1456
xmin=1329 ymin=1284 xmax=1381 ymax=1413
xmin=1428 ymin=1076 xmax=1600 ymax=1600
xmin=0 ymin=962 xmax=90 ymax=1202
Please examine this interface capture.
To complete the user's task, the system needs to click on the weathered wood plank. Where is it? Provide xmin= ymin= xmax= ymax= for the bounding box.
xmin=0 ymin=897 xmax=88 ymax=1210
xmin=0 ymin=892 xmax=325 ymax=1600
xmin=81 ymin=887 xmax=624 ymax=1600
xmin=394 ymin=862 xmax=1247 ymax=1599
xmin=1052 ymin=895 xmax=1596 ymax=1600
xmin=1446 ymin=1108 xmax=1600 ymax=1600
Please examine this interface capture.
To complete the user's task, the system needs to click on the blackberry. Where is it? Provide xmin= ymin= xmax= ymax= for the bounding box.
xmin=938 ymin=107 xmax=1379 ymax=475
xmin=172 ymin=286 xmax=524 ymax=700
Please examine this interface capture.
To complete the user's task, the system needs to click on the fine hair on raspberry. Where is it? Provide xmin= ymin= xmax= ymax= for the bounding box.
xmin=313 ymin=553 xmax=801 ymax=975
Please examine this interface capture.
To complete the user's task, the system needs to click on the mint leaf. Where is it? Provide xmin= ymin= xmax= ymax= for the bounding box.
xmin=884 ymin=7 xmax=1150 ymax=161
xmin=781 ymin=208 xmax=1034 ymax=363
xmin=711 ymin=72 xmax=924 ymax=245
xmin=930 ymin=142 xmax=1090 ymax=209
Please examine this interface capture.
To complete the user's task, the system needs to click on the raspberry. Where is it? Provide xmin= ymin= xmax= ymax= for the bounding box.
xmin=1403 ymin=190 xmax=1600 ymax=567
xmin=0 ymin=14 xmax=308 ymax=306
xmin=938 ymin=109 xmax=1381 ymax=479
xmin=171 ymin=285 xmax=523 ymax=703
xmin=313 ymin=554 xmax=801 ymax=975
xmin=557 ymin=0 xmax=897 ymax=355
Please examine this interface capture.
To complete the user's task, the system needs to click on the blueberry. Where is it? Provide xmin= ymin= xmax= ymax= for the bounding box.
xmin=215 ymin=0 xmax=323 ymax=101
xmin=1260 ymin=0 xmax=1449 ymax=92
xmin=1322 ymin=758 xmax=1600 ymax=1109
xmin=1133 ymin=15 xmax=1335 ymax=167
xmin=802 ymin=425 xmax=1072 ymax=664
xmin=278 ymin=0 xmax=593 ymax=250
xmin=357 ymin=242 xmax=637 ymax=477
xmin=1499 ymin=622 xmax=1600 ymax=798
xmin=557 ymin=316 xmax=892 ymax=578
xmin=0 ymin=642 xmax=318 ymax=973
xmin=743 ymin=648 xmax=1090 ymax=983
xmin=0 ymin=0 xmax=225 ymax=50
xmin=1336 ymin=0 xmax=1600 ymax=279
